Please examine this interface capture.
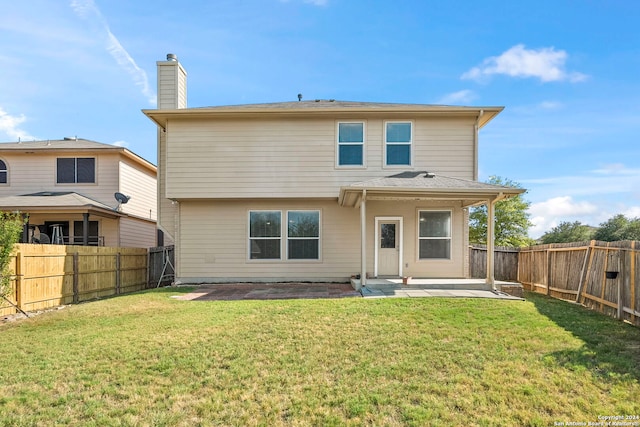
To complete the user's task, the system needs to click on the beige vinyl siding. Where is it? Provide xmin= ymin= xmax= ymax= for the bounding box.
xmin=119 ymin=161 xmax=157 ymax=220
xmin=0 ymin=152 xmax=120 ymax=204
xmin=176 ymin=199 xmax=361 ymax=282
xmin=175 ymin=199 xmax=466 ymax=283
xmin=157 ymin=61 xmax=187 ymax=109
xmin=101 ymin=220 xmax=119 ymax=247
xmin=119 ymin=217 xmax=156 ymax=248
xmin=157 ymin=128 xmax=177 ymax=240
xmin=363 ymin=200 xmax=466 ymax=279
xmin=165 ymin=116 xmax=476 ymax=199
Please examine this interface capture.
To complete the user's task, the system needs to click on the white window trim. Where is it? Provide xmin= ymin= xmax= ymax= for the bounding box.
xmin=286 ymin=210 xmax=322 ymax=261
xmin=383 ymin=120 xmax=413 ymax=168
xmin=374 ymin=216 xmax=404 ymax=278
xmin=417 ymin=209 xmax=452 ymax=261
xmin=0 ymin=158 xmax=8 ymax=185
xmin=248 ymin=209 xmax=322 ymax=262
xmin=336 ymin=120 xmax=367 ymax=169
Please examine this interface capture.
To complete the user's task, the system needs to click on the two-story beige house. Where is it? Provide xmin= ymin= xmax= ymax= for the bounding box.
xmin=0 ymin=138 xmax=158 ymax=248
xmin=144 ymin=54 xmax=523 ymax=288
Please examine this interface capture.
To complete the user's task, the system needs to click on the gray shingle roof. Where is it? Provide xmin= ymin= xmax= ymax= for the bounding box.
xmin=0 ymin=138 xmax=121 ymax=151
xmin=349 ymin=171 xmax=522 ymax=192
xmin=0 ymin=192 xmax=122 ymax=216
xmin=339 ymin=171 xmax=525 ymax=207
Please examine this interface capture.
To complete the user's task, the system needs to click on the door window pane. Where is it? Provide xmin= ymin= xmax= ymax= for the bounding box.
xmin=381 ymin=223 xmax=396 ymax=248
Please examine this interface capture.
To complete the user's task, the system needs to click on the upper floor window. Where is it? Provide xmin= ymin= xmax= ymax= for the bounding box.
xmin=57 ymin=157 xmax=95 ymax=184
xmin=385 ymin=121 xmax=412 ymax=166
xmin=337 ymin=122 xmax=365 ymax=167
xmin=418 ymin=210 xmax=451 ymax=259
xmin=0 ymin=159 xmax=7 ymax=184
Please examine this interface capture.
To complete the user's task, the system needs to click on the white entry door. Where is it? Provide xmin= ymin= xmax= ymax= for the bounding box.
xmin=377 ymin=219 xmax=401 ymax=277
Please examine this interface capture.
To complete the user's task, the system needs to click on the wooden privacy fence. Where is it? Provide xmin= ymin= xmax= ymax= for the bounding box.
xmin=519 ymin=240 xmax=640 ymax=327
xmin=1 ymin=244 xmax=173 ymax=317
xmin=469 ymin=245 xmax=519 ymax=281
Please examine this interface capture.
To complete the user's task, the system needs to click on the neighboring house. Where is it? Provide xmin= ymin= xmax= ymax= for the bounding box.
xmin=143 ymin=54 xmax=524 ymax=287
xmin=0 ymin=138 xmax=158 ymax=248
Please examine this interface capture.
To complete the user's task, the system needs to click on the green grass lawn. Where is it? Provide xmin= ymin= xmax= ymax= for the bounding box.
xmin=1 ymin=289 xmax=639 ymax=427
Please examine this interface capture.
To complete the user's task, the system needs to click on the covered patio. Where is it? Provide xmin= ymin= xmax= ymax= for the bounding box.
xmin=339 ymin=171 xmax=525 ymax=291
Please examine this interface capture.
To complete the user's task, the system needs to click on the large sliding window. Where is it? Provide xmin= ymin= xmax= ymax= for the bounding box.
xmin=57 ymin=157 xmax=96 ymax=183
xmin=385 ymin=121 xmax=412 ymax=166
xmin=418 ymin=211 xmax=451 ymax=259
xmin=337 ymin=122 xmax=365 ymax=166
xmin=249 ymin=210 xmax=320 ymax=260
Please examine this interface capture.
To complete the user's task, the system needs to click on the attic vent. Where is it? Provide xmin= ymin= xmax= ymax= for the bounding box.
xmin=424 ymin=172 xmax=436 ymax=178
xmin=63 ymin=136 xmax=78 ymax=141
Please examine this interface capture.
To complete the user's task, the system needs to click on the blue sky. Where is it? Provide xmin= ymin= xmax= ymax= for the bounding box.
xmin=1 ymin=0 xmax=639 ymax=238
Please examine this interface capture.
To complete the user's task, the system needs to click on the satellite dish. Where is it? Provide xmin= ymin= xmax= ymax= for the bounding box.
xmin=114 ymin=192 xmax=130 ymax=210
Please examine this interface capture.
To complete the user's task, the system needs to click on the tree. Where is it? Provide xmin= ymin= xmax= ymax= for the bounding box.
xmin=0 ymin=212 xmax=25 ymax=301
xmin=469 ymin=176 xmax=534 ymax=247
xmin=593 ymin=214 xmax=640 ymax=241
xmin=539 ymin=221 xmax=595 ymax=244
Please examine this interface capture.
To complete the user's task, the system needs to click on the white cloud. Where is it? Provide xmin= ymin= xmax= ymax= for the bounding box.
xmin=528 ymin=196 xmax=599 ymax=238
xmin=70 ymin=0 xmax=155 ymax=105
xmin=0 ymin=107 xmax=37 ymax=141
xmin=435 ymin=90 xmax=476 ymax=105
xmin=462 ymin=44 xmax=587 ymax=83
xmin=112 ymin=140 xmax=129 ymax=148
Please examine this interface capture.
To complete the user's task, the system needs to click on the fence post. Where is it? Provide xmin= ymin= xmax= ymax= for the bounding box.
xmin=546 ymin=248 xmax=551 ymax=296
xmin=15 ymin=250 xmax=24 ymax=312
xmin=632 ymin=241 xmax=637 ymax=324
xmin=73 ymin=252 xmax=79 ymax=304
xmin=116 ymin=253 xmax=121 ymax=295
xmin=577 ymin=240 xmax=596 ymax=304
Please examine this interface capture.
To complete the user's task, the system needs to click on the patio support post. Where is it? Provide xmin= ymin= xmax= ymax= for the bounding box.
xmin=486 ymin=197 xmax=496 ymax=289
xmin=83 ymin=213 xmax=89 ymax=246
xmin=360 ymin=189 xmax=367 ymax=289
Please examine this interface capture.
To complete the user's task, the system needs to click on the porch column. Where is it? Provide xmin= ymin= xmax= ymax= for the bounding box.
xmin=83 ymin=213 xmax=89 ymax=246
xmin=360 ymin=189 xmax=367 ymax=288
xmin=22 ymin=214 xmax=29 ymax=243
xmin=486 ymin=198 xmax=495 ymax=289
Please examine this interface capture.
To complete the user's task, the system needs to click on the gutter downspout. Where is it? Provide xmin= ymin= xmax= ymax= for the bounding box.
xmin=474 ymin=109 xmax=484 ymax=181
xmin=360 ymin=189 xmax=367 ymax=289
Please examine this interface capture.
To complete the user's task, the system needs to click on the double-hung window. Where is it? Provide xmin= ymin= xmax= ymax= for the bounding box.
xmin=418 ymin=211 xmax=451 ymax=259
xmin=287 ymin=211 xmax=320 ymax=259
xmin=249 ymin=210 xmax=321 ymax=260
xmin=249 ymin=211 xmax=282 ymax=259
xmin=0 ymin=159 xmax=7 ymax=184
xmin=337 ymin=122 xmax=364 ymax=166
xmin=57 ymin=157 xmax=96 ymax=183
xmin=385 ymin=121 xmax=412 ymax=166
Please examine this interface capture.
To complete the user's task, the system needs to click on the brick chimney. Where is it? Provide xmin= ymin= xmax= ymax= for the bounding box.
xmin=157 ymin=53 xmax=187 ymax=109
